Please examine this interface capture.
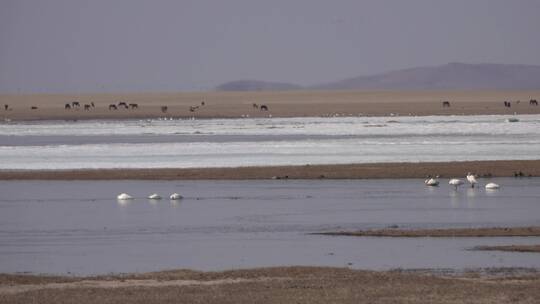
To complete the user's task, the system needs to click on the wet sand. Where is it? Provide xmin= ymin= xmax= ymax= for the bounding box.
xmin=1 ymin=267 xmax=539 ymax=303
xmin=1 ymin=160 xmax=538 ymax=180
xmin=2 ymin=90 xmax=540 ymax=121
xmin=316 ymin=226 xmax=540 ymax=237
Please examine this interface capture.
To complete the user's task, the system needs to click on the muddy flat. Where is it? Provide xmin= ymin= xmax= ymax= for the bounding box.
xmin=1 ymin=267 xmax=539 ymax=304
xmin=1 ymin=160 xmax=539 ymax=180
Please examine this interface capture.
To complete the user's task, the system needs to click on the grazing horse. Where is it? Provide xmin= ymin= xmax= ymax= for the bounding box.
xmin=109 ymin=104 xmax=118 ymax=110
xmin=189 ymin=106 xmax=199 ymax=112
xmin=118 ymin=102 xmax=128 ymax=109
xmin=442 ymin=101 xmax=450 ymax=107
xmin=72 ymin=101 xmax=80 ymax=108
xmin=530 ymin=99 xmax=539 ymax=106
xmin=260 ymin=104 xmax=269 ymax=111
xmin=161 ymin=106 xmax=168 ymax=113
xmin=252 ymin=103 xmax=259 ymax=109
xmin=129 ymin=103 xmax=138 ymax=109
xmin=84 ymin=104 xmax=91 ymax=110
xmin=65 ymin=103 xmax=71 ymax=110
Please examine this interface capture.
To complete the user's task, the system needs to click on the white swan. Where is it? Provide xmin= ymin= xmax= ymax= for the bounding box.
xmin=448 ymin=178 xmax=464 ymax=190
xmin=117 ymin=193 xmax=133 ymax=200
xmin=485 ymin=182 xmax=500 ymax=190
xmin=169 ymin=193 xmax=183 ymax=200
xmin=424 ymin=175 xmax=439 ymax=186
xmin=466 ymin=172 xmax=478 ymax=188
xmin=148 ymin=193 xmax=162 ymax=200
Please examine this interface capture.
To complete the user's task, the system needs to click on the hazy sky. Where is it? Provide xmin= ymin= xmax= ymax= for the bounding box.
xmin=1 ymin=0 xmax=540 ymax=93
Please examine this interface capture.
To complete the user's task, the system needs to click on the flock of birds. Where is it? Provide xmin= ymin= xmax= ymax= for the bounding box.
xmin=117 ymin=173 xmax=499 ymax=202
xmin=117 ymin=192 xmax=183 ymax=201
xmin=424 ymin=172 xmax=500 ymax=190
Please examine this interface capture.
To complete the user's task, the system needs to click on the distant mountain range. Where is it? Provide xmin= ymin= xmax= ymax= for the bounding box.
xmin=216 ymin=63 xmax=540 ymax=91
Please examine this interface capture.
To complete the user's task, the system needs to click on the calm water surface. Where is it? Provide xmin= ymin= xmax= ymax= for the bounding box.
xmin=1 ymin=178 xmax=539 ymax=275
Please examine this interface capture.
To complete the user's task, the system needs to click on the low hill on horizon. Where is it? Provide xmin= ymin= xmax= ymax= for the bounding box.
xmin=215 ymin=80 xmax=303 ymax=91
xmin=216 ymin=63 xmax=540 ymax=91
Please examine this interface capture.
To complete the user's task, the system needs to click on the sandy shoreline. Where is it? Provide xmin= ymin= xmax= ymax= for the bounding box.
xmin=1 ymin=266 xmax=539 ymax=303
xmin=1 ymin=160 xmax=538 ymax=180
xmin=2 ymin=90 xmax=540 ymax=121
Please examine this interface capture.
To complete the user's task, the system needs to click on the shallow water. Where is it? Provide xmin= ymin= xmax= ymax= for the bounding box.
xmin=1 ymin=115 xmax=540 ymax=169
xmin=1 ymin=178 xmax=539 ymax=275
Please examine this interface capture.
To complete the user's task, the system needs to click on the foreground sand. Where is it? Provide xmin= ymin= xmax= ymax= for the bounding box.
xmin=1 ymin=160 xmax=538 ymax=180
xmin=2 ymin=90 xmax=540 ymax=121
xmin=315 ymin=226 xmax=540 ymax=237
xmin=1 ymin=266 xmax=539 ymax=304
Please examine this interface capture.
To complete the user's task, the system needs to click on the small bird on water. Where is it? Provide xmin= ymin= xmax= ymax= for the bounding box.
xmin=424 ymin=175 xmax=440 ymax=186
xmin=466 ymin=172 xmax=478 ymax=188
xmin=117 ymin=193 xmax=133 ymax=200
xmin=448 ymin=178 xmax=464 ymax=190
xmin=169 ymin=193 xmax=183 ymax=200
xmin=485 ymin=182 xmax=500 ymax=190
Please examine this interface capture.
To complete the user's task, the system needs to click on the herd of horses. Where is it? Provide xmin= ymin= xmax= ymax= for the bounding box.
xmin=64 ymin=101 xmax=97 ymax=110
xmin=442 ymin=99 xmax=538 ymax=108
xmin=5 ymin=99 xmax=539 ymax=113
xmin=107 ymin=102 xmax=139 ymax=110
xmin=61 ymin=100 xmax=271 ymax=114
xmin=62 ymin=100 xmax=201 ymax=114
xmin=64 ymin=101 xmax=138 ymax=111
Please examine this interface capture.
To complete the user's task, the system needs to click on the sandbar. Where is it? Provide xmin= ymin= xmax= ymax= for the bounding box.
xmin=0 ymin=160 xmax=538 ymax=180
xmin=316 ymin=226 xmax=540 ymax=237
xmin=473 ymin=245 xmax=540 ymax=253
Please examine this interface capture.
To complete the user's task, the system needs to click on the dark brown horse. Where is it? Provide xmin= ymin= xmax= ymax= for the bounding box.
xmin=442 ymin=101 xmax=450 ymax=107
